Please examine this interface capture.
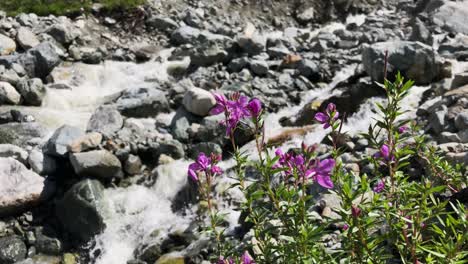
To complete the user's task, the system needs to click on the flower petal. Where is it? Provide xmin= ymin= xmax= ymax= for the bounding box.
xmin=314 ymin=112 xmax=328 ymax=123
xmin=316 ymin=174 xmax=334 ymax=189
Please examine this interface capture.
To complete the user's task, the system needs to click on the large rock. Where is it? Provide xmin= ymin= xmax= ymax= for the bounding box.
xmin=69 ymin=150 xmax=122 ymax=180
xmin=146 ymin=15 xmax=178 ymax=32
xmin=455 ymin=110 xmax=468 ymax=131
xmin=0 ymin=236 xmax=27 ymax=264
xmin=16 ymin=27 xmax=40 ymax=50
xmin=116 ymin=87 xmax=170 ymax=118
xmin=86 ymin=105 xmax=123 ymax=137
xmin=28 ymin=149 xmax=57 ymax=176
xmin=0 ymin=34 xmax=16 ymax=55
xmin=20 ymin=42 xmax=61 ymax=79
xmin=182 ymin=88 xmax=216 ymax=116
xmin=237 ymin=23 xmax=266 ymax=56
xmin=0 ymin=81 xmax=21 ymax=105
xmin=362 ymin=41 xmax=446 ymax=85
xmin=16 ymin=78 xmax=46 ymax=106
xmin=431 ymin=0 xmax=468 ymax=35
xmin=171 ymin=26 xmax=201 ymax=45
xmin=45 ymin=125 xmax=84 ymax=157
xmin=46 ymin=20 xmax=79 ymax=45
xmin=0 ymin=158 xmax=49 ymax=215
xmin=0 ymin=122 xmax=47 ymax=147
xmin=67 ymin=132 xmax=102 ymax=153
xmin=56 ymin=179 xmax=108 ymax=243
xmin=0 ymin=144 xmax=28 ymax=164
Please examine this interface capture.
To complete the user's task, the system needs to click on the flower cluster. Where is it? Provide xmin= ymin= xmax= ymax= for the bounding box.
xmin=218 ymin=251 xmax=255 ymax=264
xmin=188 ymin=152 xmax=223 ymax=182
xmin=314 ymin=103 xmax=339 ymax=129
xmin=210 ymin=92 xmax=262 ymax=135
xmin=273 ymin=148 xmax=335 ymax=189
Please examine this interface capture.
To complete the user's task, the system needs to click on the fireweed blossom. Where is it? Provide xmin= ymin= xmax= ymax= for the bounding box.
xmin=241 ymin=251 xmax=255 ymax=264
xmin=187 ymin=152 xmax=223 ymax=182
xmin=314 ymin=103 xmax=340 ymax=129
xmin=210 ymin=92 xmax=260 ymax=135
xmin=273 ymin=149 xmax=335 ymax=189
xmin=374 ymin=144 xmax=394 ymax=161
xmin=373 ymin=179 xmax=385 ymax=193
xmin=398 ymin=125 xmax=409 ymax=133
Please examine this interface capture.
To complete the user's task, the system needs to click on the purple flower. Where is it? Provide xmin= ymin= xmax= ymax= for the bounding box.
xmin=342 ymin=224 xmax=349 ymax=231
xmin=398 ymin=125 xmax=409 ymax=133
xmin=241 ymin=251 xmax=255 ymax=264
xmin=373 ymin=179 xmax=385 ymax=193
xmin=210 ymin=93 xmax=229 ymax=115
xmin=187 ymin=152 xmax=223 ymax=182
xmin=247 ymin=98 xmax=262 ymax=117
xmin=309 ymin=159 xmax=335 ymax=189
xmin=374 ymin=144 xmax=393 ymax=161
xmin=314 ymin=103 xmax=339 ymax=129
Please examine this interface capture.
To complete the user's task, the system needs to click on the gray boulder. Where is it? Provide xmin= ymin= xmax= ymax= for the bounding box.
xmin=27 ymin=149 xmax=57 ymax=176
xmin=0 ymin=158 xmax=49 ymax=216
xmin=67 ymin=132 xmax=102 ymax=153
xmin=451 ymin=72 xmax=468 ymax=89
xmin=249 ymin=60 xmax=269 ymax=76
xmin=237 ymin=23 xmax=266 ymax=56
xmin=455 ymin=110 xmax=468 ymax=131
xmin=116 ymin=87 xmax=170 ymax=118
xmin=0 ymin=81 xmax=21 ymax=105
xmin=0 ymin=236 xmax=27 ymax=264
xmin=45 ymin=125 xmax=84 ymax=157
xmin=56 ymin=179 xmax=108 ymax=243
xmin=20 ymin=42 xmax=61 ymax=79
xmin=0 ymin=144 xmax=28 ymax=165
xmin=16 ymin=27 xmax=40 ymax=50
xmin=87 ymin=105 xmax=123 ymax=137
xmin=182 ymin=87 xmax=216 ymax=116
xmin=189 ymin=142 xmax=222 ymax=159
xmin=171 ymin=26 xmax=201 ymax=45
xmin=0 ymin=34 xmax=16 ymax=55
xmin=124 ymin=154 xmax=142 ymax=176
xmin=46 ymin=20 xmax=79 ymax=45
xmin=362 ymin=41 xmax=446 ymax=85
xmin=146 ymin=15 xmax=178 ymax=32
xmin=69 ymin=150 xmax=122 ymax=180
xmin=16 ymin=78 xmax=46 ymax=106
xmin=432 ymin=0 xmax=468 ymax=35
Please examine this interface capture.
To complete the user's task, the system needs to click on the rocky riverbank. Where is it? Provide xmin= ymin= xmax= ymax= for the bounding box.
xmin=0 ymin=0 xmax=467 ymax=263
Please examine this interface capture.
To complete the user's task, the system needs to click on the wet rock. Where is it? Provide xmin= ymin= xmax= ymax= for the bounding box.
xmin=189 ymin=142 xmax=222 ymax=159
xmin=0 ymin=144 xmax=28 ymax=165
xmin=35 ymin=230 xmax=62 ymax=255
xmin=0 ymin=65 xmax=21 ymax=85
xmin=455 ymin=110 xmax=468 ymax=131
xmin=67 ymin=132 xmax=102 ymax=153
xmin=0 ymin=34 xmax=16 ymax=55
xmin=189 ymin=43 xmax=228 ymax=67
xmin=151 ymin=139 xmax=185 ymax=161
xmin=56 ymin=179 xmax=107 ymax=243
xmin=16 ymin=78 xmax=46 ymax=106
xmin=0 ymin=236 xmax=27 ymax=263
xmin=124 ymin=154 xmax=142 ymax=175
xmin=409 ymin=17 xmax=432 ymax=44
xmin=28 ymin=149 xmax=57 ymax=176
xmin=451 ymin=72 xmax=468 ymax=89
xmin=45 ymin=125 xmax=84 ymax=157
xmin=0 ymin=157 xmax=50 ymax=216
xmin=0 ymin=81 xmax=21 ymax=105
xmin=116 ymin=87 xmax=170 ymax=118
xmin=237 ymin=23 xmax=266 ymax=56
xmin=0 ymin=122 xmax=47 ymax=147
xmin=182 ymin=87 xmax=216 ymax=116
xmin=69 ymin=150 xmax=122 ymax=180
xmin=87 ymin=105 xmax=123 ymax=137
xmin=362 ymin=41 xmax=446 ymax=85
xmin=16 ymin=27 xmax=40 ymax=50
xmin=428 ymin=107 xmax=447 ymax=134
xmin=298 ymin=60 xmax=320 ymax=80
